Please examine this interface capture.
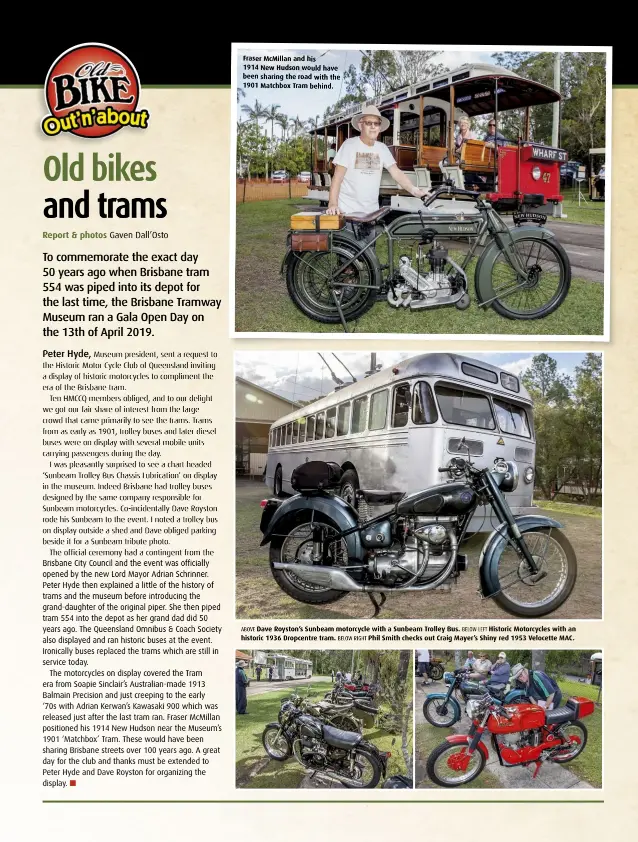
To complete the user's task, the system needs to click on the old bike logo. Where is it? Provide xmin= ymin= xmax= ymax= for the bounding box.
xmin=42 ymin=43 xmax=150 ymax=138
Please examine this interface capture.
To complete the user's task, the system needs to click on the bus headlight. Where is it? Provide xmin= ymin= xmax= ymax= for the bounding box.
xmin=524 ymin=466 xmax=534 ymax=484
xmin=532 ymin=166 xmax=541 ymax=181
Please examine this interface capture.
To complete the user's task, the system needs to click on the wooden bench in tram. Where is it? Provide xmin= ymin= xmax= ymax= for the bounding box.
xmin=459 ymin=139 xmax=496 ymax=172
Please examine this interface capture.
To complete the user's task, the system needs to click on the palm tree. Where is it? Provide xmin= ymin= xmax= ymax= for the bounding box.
xmin=276 ymin=113 xmax=290 ymax=142
xmin=240 ymin=99 xmax=268 ymax=178
xmin=263 ymin=104 xmax=281 ymax=179
xmin=236 ymin=87 xmax=246 ymax=104
xmin=292 ymin=115 xmax=305 ymax=139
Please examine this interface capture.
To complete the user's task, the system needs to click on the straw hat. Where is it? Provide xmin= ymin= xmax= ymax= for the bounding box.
xmin=510 ymin=663 xmax=527 ymax=681
xmin=351 ymin=104 xmax=390 ymax=133
xmin=236 ymin=660 xmax=248 ymax=668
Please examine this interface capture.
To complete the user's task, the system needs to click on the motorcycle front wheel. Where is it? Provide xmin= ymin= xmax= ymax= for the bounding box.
xmin=340 ymin=748 xmax=383 ymax=789
xmin=486 ymin=236 xmax=571 ymax=320
xmin=426 ymin=742 xmax=485 ymax=787
xmin=269 ymin=517 xmax=350 ymax=605
xmin=286 ymin=239 xmax=378 ymax=324
xmin=491 ymin=528 xmax=577 ymax=618
xmin=423 ymin=698 xmax=460 ymax=728
xmin=262 ymin=724 xmax=291 ymax=760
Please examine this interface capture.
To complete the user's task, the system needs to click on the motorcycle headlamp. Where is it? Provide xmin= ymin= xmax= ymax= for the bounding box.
xmin=493 ymin=459 xmax=518 ymax=492
xmin=443 ymin=671 xmax=454 ymax=685
xmin=466 ymin=699 xmax=481 ymax=720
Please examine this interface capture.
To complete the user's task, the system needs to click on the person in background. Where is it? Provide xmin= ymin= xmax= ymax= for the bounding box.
xmin=355 ymin=671 xmax=363 ymax=685
xmin=468 ymin=653 xmax=492 ymax=681
xmin=256 ymin=664 xmax=262 ymax=682
xmin=268 ymin=666 xmax=273 ymax=681
xmin=336 ymin=669 xmax=343 ymax=683
xmin=236 ymin=661 xmax=249 ymax=714
xmin=455 ymin=116 xmax=475 ymax=151
xmin=345 ymin=671 xmax=352 ymax=682
xmin=510 ymin=663 xmax=562 ymax=710
xmin=484 ymin=117 xmax=507 ymax=147
xmin=488 ymin=652 xmax=511 ymax=685
xmin=463 ymin=651 xmax=476 ymax=670
xmin=416 ymin=649 xmax=431 ymax=685
xmin=331 ymin=669 xmax=335 ymax=682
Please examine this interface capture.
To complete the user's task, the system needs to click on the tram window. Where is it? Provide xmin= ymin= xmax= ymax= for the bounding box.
xmin=292 ymin=420 xmax=299 ymax=444
xmin=493 ymin=399 xmax=531 ymax=438
xmin=298 ymin=417 xmax=306 ymax=443
xmin=315 ymin=411 xmax=325 ymax=440
xmin=285 ymin=423 xmax=292 ymax=444
xmin=369 ymin=390 xmax=388 ymax=431
xmin=306 ymin=415 xmax=315 ymax=442
xmin=337 ymin=403 xmax=350 ymax=436
xmin=392 ymin=383 xmax=411 ymax=427
xmin=352 ymin=396 xmax=368 ymax=434
xmin=435 ymin=385 xmax=496 ymax=430
xmin=412 ymin=382 xmax=438 ymax=425
xmin=325 ymin=407 xmax=336 ymax=439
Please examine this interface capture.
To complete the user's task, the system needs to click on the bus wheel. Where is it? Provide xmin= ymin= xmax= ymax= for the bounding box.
xmin=339 ymin=470 xmax=359 ymax=509
xmin=274 ymin=466 xmax=283 ymax=497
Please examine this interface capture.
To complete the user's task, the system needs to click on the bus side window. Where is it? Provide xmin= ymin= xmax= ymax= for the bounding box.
xmin=315 ymin=411 xmax=325 ymax=439
xmin=352 ymin=396 xmax=368 ymax=433
xmin=325 ymin=407 xmax=336 ymax=438
xmin=292 ymin=420 xmax=299 ymax=444
xmin=369 ymin=390 xmax=389 ymax=431
xmin=298 ymin=417 xmax=306 ymax=443
xmin=337 ymin=402 xmax=350 ymax=436
xmin=285 ymin=422 xmax=292 ymax=445
xmin=392 ymin=383 xmax=411 ymax=427
xmin=277 ymin=426 xmax=282 ymax=446
xmin=306 ymin=415 xmax=315 ymax=441
xmin=413 ymin=382 xmax=438 ymax=424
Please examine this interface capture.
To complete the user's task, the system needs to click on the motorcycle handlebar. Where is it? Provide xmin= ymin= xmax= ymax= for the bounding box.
xmin=423 ymin=181 xmax=482 ymax=205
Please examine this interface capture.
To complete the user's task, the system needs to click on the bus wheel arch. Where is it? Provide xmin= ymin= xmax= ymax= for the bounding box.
xmin=339 ymin=466 xmax=360 ymax=508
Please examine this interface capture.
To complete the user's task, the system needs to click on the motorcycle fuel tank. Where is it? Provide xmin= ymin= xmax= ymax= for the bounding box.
xmin=487 ymin=703 xmax=546 ymax=734
xmin=396 ymin=482 xmax=476 ymax=516
xmin=298 ymin=714 xmax=324 ymax=742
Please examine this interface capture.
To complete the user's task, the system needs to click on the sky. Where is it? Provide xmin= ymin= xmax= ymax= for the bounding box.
xmin=235 ymin=351 xmax=596 ymax=406
xmin=235 ymin=48 xmax=494 ymax=134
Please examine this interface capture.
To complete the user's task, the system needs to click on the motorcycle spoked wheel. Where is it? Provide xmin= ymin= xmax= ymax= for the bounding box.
xmin=429 ymin=664 xmax=444 ymax=681
xmin=326 ymin=714 xmax=362 ymax=733
xmin=490 ymin=528 xmax=577 ymax=618
xmin=426 ymin=742 xmax=486 ymax=787
xmin=423 ymin=698 xmax=460 ymax=728
xmin=340 ymin=748 xmax=383 ymax=789
xmin=269 ymin=516 xmax=350 ymax=605
xmin=484 ymin=236 xmax=571 ymax=320
xmin=550 ymin=721 xmax=588 ymax=763
xmin=262 ymin=724 xmax=292 ymax=761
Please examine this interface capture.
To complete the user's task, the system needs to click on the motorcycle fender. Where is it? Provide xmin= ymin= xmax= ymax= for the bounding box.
xmin=259 ymin=492 xmax=363 ymax=561
xmin=361 ymin=740 xmax=388 ymax=778
xmin=280 ymin=242 xmax=293 ymax=276
xmin=474 ymin=225 xmax=557 ymax=304
xmin=504 ymin=690 xmax=528 ymax=704
xmin=424 ymin=694 xmax=461 ymax=721
xmin=478 ymin=515 xmax=563 ymax=599
xmin=445 ymin=734 xmax=490 ymax=761
xmin=282 ymin=231 xmax=383 ymax=284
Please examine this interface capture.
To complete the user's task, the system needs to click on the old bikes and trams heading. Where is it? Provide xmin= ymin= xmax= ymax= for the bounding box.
xmin=259 ymin=446 xmax=577 ymax=618
xmin=280 ymin=182 xmax=571 ymax=331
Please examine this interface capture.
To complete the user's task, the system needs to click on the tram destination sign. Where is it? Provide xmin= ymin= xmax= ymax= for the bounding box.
xmin=527 ymin=144 xmax=568 ymax=163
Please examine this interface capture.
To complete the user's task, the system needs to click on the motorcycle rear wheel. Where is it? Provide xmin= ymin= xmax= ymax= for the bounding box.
xmin=427 ymin=742 xmax=485 ymax=787
xmin=340 ymin=747 xmax=383 ymax=789
xmin=551 ymin=721 xmax=588 ymax=763
xmin=429 ymin=663 xmax=444 ymax=681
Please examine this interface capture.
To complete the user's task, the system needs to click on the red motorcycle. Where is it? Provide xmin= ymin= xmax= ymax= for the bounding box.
xmin=427 ymin=692 xmax=595 ymax=787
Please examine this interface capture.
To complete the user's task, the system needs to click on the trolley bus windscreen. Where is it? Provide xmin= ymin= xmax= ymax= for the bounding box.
xmin=493 ymin=399 xmax=532 ymax=438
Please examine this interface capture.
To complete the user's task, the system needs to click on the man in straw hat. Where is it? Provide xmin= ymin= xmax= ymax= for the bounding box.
xmin=510 ymin=662 xmax=562 ymax=710
xmin=235 ymin=660 xmax=250 ymax=714
xmin=326 ymin=104 xmax=430 ymax=217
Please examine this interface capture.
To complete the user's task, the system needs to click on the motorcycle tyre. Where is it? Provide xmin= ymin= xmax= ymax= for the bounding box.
xmin=426 ymin=741 xmax=486 ymax=788
xmin=423 ymin=697 xmax=460 ymax=728
xmin=340 ymin=747 xmax=383 ymax=789
xmin=429 ymin=664 xmax=444 ymax=681
xmin=551 ymin=720 xmax=588 ymax=763
xmin=491 ymin=528 xmax=577 ymax=618
xmin=262 ymin=724 xmax=291 ymax=761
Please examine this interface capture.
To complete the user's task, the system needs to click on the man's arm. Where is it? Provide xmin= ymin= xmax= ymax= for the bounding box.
xmin=388 ymin=164 xmax=430 ymax=199
xmin=326 ymin=164 xmax=347 ymax=214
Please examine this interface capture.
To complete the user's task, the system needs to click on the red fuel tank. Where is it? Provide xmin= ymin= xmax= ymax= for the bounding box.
xmin=487 ymin=702 xmax=546 ymax=734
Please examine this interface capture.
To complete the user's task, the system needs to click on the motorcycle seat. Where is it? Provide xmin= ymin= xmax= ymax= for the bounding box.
xmin=322 ymin=725 xmax=363 ymax=749
xmin=545 ymin=705 xmax=577 ymax=725
xmin=487 ymin=684 xmax=506 ymax=693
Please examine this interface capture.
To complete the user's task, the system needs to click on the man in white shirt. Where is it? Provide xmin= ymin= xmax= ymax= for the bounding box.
xmin=326 ymin=105 xmax=429 ymax=217
xmin=416 ymin=649 xmax=432 ymax=685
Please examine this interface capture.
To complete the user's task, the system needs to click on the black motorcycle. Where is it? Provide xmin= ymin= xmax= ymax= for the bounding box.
xmin=263 ymin=697 xmax=389 ymax=788
xmin=259 ymin=444 xmax=577 ymax=618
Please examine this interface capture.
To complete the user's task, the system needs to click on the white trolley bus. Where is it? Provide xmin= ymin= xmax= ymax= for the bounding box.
xmin=265 ymin=353 xmax=536 ymax=532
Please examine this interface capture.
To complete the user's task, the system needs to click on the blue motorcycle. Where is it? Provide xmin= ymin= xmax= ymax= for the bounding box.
xmin=422 ymin=668 xmax=529 ymax=727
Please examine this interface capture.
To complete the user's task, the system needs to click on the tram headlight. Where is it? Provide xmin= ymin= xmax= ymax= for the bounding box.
xmin=532 ymin=166 xmax=542 ymax=181
xmin=524 ymin=466 xmax=534 ymax=484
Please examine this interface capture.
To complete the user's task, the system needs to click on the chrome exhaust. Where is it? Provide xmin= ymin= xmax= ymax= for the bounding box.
xmin=272 ymin=562 xmax=455 ymax=592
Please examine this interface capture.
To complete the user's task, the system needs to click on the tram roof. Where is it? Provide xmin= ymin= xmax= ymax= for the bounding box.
xmin=310 ymin=63 xmax=561 ymax=132
xmin=270 ymin=353 xmax=532 ymax=426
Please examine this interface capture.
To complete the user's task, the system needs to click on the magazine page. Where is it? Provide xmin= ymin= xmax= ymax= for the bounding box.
xmin=0 ymin=38 xmax=633 ymax=842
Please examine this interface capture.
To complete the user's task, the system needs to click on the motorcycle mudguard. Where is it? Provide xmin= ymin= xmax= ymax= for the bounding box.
xmin=280 ymin=231 xmax=383 ymax=284
xmin=445 ymin=734 xmax=490 ymax=761
xmin=474 ymin=225 xmax=558 ymax=304
xmin=360 ymin=740 xmax=388 ymax=777
xmin=478 ymin=515 xmax=564 ymax=599
xmin=504 ymin=690 xmax=528 ymax=704
xmin=259 ymin=492 xmax=363 ymax=561
xmin=424 ymin=694 xmax=461 ymax=723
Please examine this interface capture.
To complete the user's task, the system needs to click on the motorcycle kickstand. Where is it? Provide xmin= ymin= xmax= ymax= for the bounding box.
xmin=367 ymin=592 xmax=386 ymax=618
xmin=531 ymin=761 xmax=543 ymax=779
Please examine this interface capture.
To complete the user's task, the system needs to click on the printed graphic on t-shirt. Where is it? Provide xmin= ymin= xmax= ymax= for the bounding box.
xmin=354 ymin=152 xmax=380 ymax=174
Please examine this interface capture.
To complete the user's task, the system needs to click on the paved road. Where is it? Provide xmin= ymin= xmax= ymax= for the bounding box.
xmin=246 ymin=675 xmax=331 ymax=696
xmin=415 ymin=680 xmax=594 ymax=789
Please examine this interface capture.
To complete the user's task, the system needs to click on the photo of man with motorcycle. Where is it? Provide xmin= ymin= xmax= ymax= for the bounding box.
xmin=415 ymin=649 xmax=602 ymax=789
xmin=236 ymin=650 xmax=414 ymax=789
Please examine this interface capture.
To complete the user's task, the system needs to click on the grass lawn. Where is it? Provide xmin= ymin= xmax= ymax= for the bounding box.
xmin=236 ymin=680 xmax=413 ymax=788
xmin=553 ymin=187 xmax=605 ymax=226
xmin=557 ymin=679 xmax=603 ymax=788
xmin=235 ymin=198 xmax=604 ymax=335
xmin=415 ymin=723 xmax=503 ymax=789
xmin=534 ymin=499 xmax=602 ymax=519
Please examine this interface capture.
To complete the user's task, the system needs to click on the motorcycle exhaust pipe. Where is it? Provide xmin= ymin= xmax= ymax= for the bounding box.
xmin=272 ymin=563 xmax=454 ymax=593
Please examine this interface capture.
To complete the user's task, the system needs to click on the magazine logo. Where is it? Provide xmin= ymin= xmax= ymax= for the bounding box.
xmin=42 ymin=43 xmax=149 ymax=138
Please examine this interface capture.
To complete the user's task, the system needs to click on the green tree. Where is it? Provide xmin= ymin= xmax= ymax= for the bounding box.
xmin=522 ymin=353 xmax=572 ymax=405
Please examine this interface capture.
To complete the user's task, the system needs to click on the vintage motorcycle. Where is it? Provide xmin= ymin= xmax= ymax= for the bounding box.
xmin=259 ymin=446 xmax=577 ymax=619
xmin=281 ymin=181 xmax=571 ymax=332
xmin=423 ymin=669 xmax=529 ymax=728
xmin=263 ymin=696 xmax=389 ymax=788
xmin=426 ymin=692 xmax=594 ymax=787
xmin=284 ymin=692 xmax=362 ymax=733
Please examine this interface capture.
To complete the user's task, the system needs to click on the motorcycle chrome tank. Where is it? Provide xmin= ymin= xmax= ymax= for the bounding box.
xmin=298 ymin=714 xmax=324 ymax=742
xmin=396 ymin=483 xmax=477 ymax=516
xmin=487 ymin=703 xmax=545 ymax=734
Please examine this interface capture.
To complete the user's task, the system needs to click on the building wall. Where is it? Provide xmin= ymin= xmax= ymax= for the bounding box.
xmin=236 ymin=379 xmax=297 ymax=424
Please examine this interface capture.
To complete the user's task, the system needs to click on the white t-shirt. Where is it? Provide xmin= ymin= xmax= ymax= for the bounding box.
xmin=332 ymin=137 xmax=396 ymax=215
xmin=416 ymin=649 xmax=430 ymax=663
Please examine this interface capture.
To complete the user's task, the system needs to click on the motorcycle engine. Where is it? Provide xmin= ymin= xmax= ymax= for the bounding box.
xmin=500 ymin=730 xmax=539 ymax=749
xmin=367 ymin=518 xmax=457 ymax=586
xmin=387 ymin=247 xmax=467 ymax=311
